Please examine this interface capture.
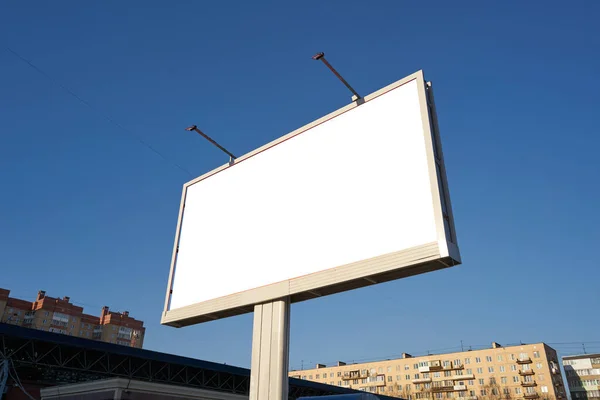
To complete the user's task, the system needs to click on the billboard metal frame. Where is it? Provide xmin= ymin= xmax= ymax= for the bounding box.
xmin=162 ymin=70 xmax=460 ymax=328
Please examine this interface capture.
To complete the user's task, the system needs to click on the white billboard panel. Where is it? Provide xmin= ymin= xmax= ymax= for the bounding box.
xmin=162 ymin=70 xmax=460 ymax=327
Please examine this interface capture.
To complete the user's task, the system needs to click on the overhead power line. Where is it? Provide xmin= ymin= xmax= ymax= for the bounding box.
xmin=5 ymin=46 xmax=193 ymax=178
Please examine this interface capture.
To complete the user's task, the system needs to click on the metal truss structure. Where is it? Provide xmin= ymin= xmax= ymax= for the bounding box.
xmin=0 ymin=323 xmax=360 ymax=399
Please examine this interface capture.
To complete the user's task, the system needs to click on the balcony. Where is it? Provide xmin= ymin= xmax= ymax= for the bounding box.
xmin=51 ymin=320 xmax=68 ymax=328
xmin=342 ymin=371 xmax=360 ymax=380
xmin=452 ymin=374 xmax=475 ymax=380
xmin=523 ymin=393 xmax=539 ymax=399
xmin=517 ymin=358 xmax=533 ymax=364
xmin=453 ymin=385 xmax=467 ymax=391
xmin=519 ymin=370 xmax=535 ymax=376
xmin=432 ymin=384 xmax=456 ymax=392
xmin=521 ymin=381 xmax=537 ymax=387
xmin=413 ymin=378 xmax=432 ymax=384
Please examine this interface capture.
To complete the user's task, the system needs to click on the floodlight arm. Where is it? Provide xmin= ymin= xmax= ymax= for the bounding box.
xmin=312 ymin=52 xmax=361 ymax=100
xmin=185 ymin=125 xmax=237 ymax=161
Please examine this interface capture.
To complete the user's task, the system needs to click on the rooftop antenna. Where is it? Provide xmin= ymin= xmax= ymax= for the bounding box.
xmin=312 ymin=52 xmax=361 ymax=102
xmin=185 ymin=125 xmax=237 ymax=163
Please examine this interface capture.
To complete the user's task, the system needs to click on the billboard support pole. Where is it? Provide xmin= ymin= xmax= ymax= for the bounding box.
xmin=312 ymin=52 xmax=361 ymax=101
xmin=249 ymin=298 xmax=290 ymax=400
xmin=185 ymin=125 xmax=238 ymax=161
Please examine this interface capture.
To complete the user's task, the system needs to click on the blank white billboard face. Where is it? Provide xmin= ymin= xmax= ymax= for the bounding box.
xmin=163 ymin=70 xmax=460 ymax=327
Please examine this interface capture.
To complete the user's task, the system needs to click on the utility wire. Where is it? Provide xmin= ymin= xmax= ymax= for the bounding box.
xmin=5 ymin=46 xmax=193 ymax=178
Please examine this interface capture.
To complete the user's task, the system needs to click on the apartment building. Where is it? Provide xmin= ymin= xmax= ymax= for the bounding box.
xmin=0 ymin=288 xmax=145 ymax=348
xmin=563 ymin=354 xmax=600 ymax=400
xmin=290 ymin=342 xmax=566 ymax=400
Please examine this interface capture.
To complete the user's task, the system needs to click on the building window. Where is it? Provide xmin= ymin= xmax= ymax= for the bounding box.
xmin=480 ymin=390 xmax=487 ymax=396
xmin=388 ymin=376 xmax=392 ymax=382
xmin=396 ymin=375 xmax=401 ymax=381
xmin=501 ymin=377 xmax=507 ymax=384
xmin=406 ymin=375 xmax=411 ymax=380
xmin=45 ymin=312 xmax=49 ymax=317
xmin=486 ymin=356 xmax=492 ymax=362
xmin=497 ymin=355 xmax=503 ymax=362
xmin=443 ymin=361 xmax=450 ymax=367
xmin=504 ymin=388 xmax=511 ymax=395
xmin=510 ymin=365 xmax=517 ymax=371
xmin=533 ymin=351 xmax=540 ymax=358
xmin=510 ymin=354 xmax=515 ymax=360
xmin=488 ymin=367 xmax=494 ymax=373
xmin=477 ymin=368 xmax=483 ymax=374
xmin=500 ymin=366 xmax=505 ymax=372
xmin=445 ymin=371 xmax=452 ymax=377
xmin=466 ymin=369 xmax=472 ymax=374
xmin=397 ymin=365 xmax=402 ymax=371
xmin=475 ymin=357 xmax=481 ymax=363
xmin=513 ymin=376 xmax=520 ymax=383
xmin=468 ymin=380 xmax=474 ymax=385
xmin=414 ymin=364 xmax=419 ymax=369
xmin=490 ymin=378 xmax=496 ymax=385
xmin=379 ymin=367 xmax=383 ymax=373
xmin=434 ymin=372 xmax=441 ymax=378
xmin=536 ymin=363 xmax=543 ymax=369
xmin=538 ymin=374 xmax=544 ymax=381
xmin=405 ymin=365 xmax=410 ymax=370
xmin=387 ymin=366 xmax=392 ymax=373
xmin=316 ymin=374 xmax=320 ymax=379
xmin=479 ymin=379 xmax=485 ymax=385
xmin=337 ymin=372 xmax=341 ymax=377
xmin=515 ymin=388 xmax=522 ymax=395
xmin=43 ymin=319 xmax=47 ymax=324
xmin=414 ymin=374 xmax=420 ymax=379
xmin=465 ymin=358 xmax=470 ymax=364
xmin=455 ymin=359 xmax=461 ymax=366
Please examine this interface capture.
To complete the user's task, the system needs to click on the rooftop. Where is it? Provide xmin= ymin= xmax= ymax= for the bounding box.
xmin=562 ymin=353 xmax=600 ymax=360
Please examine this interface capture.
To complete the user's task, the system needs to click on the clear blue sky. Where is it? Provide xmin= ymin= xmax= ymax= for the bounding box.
xmin=1 ymin=1 xmax=599 ymax=370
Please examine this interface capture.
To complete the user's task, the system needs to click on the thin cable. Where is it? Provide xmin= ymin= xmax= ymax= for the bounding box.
xmin=8 ymin=359 xmax=37 ymax=400
xmin=5 ymin=46 xmax=193 ymax=178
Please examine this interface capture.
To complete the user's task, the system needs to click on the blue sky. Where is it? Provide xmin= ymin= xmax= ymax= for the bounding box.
xmin=1 ymin=1 xmax=599 ymax=370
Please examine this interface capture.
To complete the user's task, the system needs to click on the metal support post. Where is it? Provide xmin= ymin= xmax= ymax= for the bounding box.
xmin=249 ymin=298 xmax=291 ymax=400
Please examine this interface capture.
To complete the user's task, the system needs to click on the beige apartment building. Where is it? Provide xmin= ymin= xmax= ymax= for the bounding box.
xmin=0 ymin=287 xmax=145 ymax=348
xmin=563 ymin=353 xmax=600 ymax=400
xmin=290 ymin=342 xmax=566 ymax=400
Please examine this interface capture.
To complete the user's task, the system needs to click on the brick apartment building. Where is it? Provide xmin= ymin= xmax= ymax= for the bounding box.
xmin=0 ymin=288 xmax=145 ymax=348
xmin=563 ymin=353 xmax=600 ymax=400
xmin=291 ymin=342 xmax=567 ymax=400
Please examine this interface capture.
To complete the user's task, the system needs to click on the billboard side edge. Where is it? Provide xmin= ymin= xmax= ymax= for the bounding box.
xmin=162 ymin=184 xmax=189 ymax=320
xmin=416 ymin=73 xmax=461 ymax=263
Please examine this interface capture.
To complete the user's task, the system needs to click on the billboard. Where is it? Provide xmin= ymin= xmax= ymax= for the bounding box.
xmin=162 ymin=70 xmax=460 ymax=327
